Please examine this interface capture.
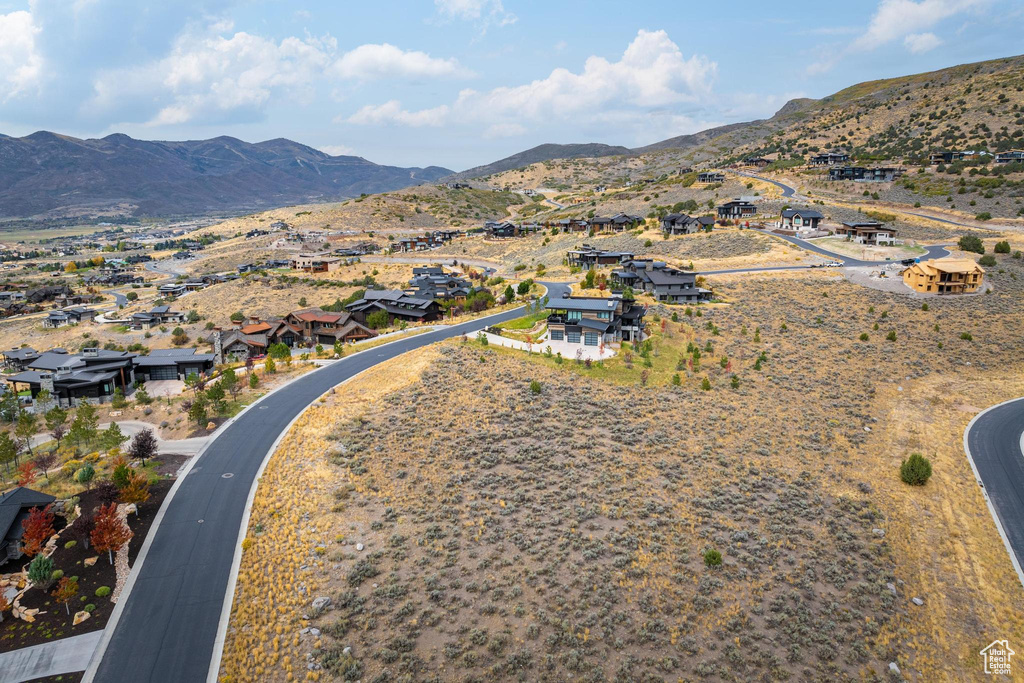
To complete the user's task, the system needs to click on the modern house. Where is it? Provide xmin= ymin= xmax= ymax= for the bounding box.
xmin=129 ymin=305 xmax=186 ymax=330
xmin=345 ymin=290 xmax=442 ymax=325
xmin=1 ymin=487 xmax=57 ymax=562
xmin=995 ymin=150 xmax=1024 ymax=164
xmin=591 ymin=214 xmax=644 ymax=233
xmin=902 ymin=259 xmax=984 ymax=295
xmin=566 ymin=245 xmax=635 ymax=268
xmin=43 ymin=307 xmax=92 ymax=328
xmin=611 ymin=260 xmax=712 ymax=304
xmin=407 ymin=266 xmax=473 ymax=300
xmin=779 ymin=208 xmax=824 ymax=231
xmin=157 ymin=283 xmax=187 ymax=298
xmin=0 ymin=347 xmax=40 ymax=371
xmin=485 ymin=221 xmax=519 ymax=239
xmin=133 ymin=348 xmax=215 ymax=381
xmin=743 ymin=157 xmax=770 ymax=167
xmin=717 ymin=200 xmax=757 ymax=220
xmin=930 ymin=151 xmax=965 ymax=164
xmin=290 ymin=253 xmax=342 ymax=273
xmin=660 ymin=214 xmax=714 ymax=235
xmin=809 ymin=151 xmax=850 ymax=166
xmin=545 ymin=296 xmax=645 ymax=346
xmin=835 ymin=221 xmax=897 ymax=245
xmin=5 ymin=348 xmax=137 ymax=407
xmin=827 ymin=166 xmax=901 ymax=181
xmin=698 ymin=171 xmax=725 ymax=183
xmin=552 ymin=218 xmax=590 ymax=233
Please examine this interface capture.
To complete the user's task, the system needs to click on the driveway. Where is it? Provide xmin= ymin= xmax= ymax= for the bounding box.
xmin=0 ymin=631 xmax=103 ymax=683
xmin=144 ymin=380 xmax=185 ymax=398
xmin=84 ymin=305 xmax=530 ymax=683
xmin=963 ymin=398 xmax=1024 ymax=587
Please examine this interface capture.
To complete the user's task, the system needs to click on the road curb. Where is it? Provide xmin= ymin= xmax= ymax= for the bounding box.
xmin=962 ymin=396 xmax=1024 ymax=589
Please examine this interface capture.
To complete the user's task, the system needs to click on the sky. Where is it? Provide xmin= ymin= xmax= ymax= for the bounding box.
xmin=0 ymin=0 xmax=1020 ymax=171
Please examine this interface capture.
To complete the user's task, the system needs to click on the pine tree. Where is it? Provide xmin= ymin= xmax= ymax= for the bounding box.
xmin=26 ymin=554 xmax=54 ymax=590
xmin=15 ymin=411 xmax=37 ymax=455
xmin=99 ymin=422 xmax=129 ymax=452
xmin=91 ymin=503 xmax=133 ymax=565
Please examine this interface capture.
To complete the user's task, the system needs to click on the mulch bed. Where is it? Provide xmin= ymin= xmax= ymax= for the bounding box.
xmin=0 ymin=479 xmax=171 ymax=653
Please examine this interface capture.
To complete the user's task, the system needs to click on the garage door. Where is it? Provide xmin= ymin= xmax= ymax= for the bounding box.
xmin=584 ymin=332 xmax=598 ymax=346
xmin=149 ymin=366 xmax=178 ymax=381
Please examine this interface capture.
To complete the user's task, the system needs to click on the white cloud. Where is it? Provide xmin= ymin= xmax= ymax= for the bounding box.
xmin=346 ymin=30 xmax=716 ymax=132
xmin=345 ymin=100 xmax=450 ymax=127
xmin=483 ymin=122 xmax=526 ymax=138
xmin=903 ymin=31 xmax=943 ymax=52
xmin=809 ymin=0 xmax=984 ymax=73
xmin=320 ymin=144 xmax=356 ymax=156
xmin=434 ymin=0 xmax=516 ymax=25
xmin=852 ymin=0 xmax=981 ymax=50
xmin=0 ymin=10 xmax=43 ymax=101
xmin=333 ymin=43 xmax=469 ymax=80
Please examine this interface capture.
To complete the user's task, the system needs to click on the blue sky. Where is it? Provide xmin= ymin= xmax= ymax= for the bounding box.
xmin=0 ymin=0 xmax=1019 ymax=171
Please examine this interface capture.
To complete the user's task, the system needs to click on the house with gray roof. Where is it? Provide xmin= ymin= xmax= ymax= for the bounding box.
xmin=660 ymin=213 xmax=714 ymax=235
xmin=779 ymin=208 xmax=824 ymax=231
xmin=6 ymin=347 xmax=136 ymax=407
xmin=345 ymin=290 xmax=442 ymax=325
xmin=545 ymin=295 xmax=645 ymax=346
xmin=129 ymin=305 xmax=186 ymax=330
xmin=43 ymin=307 xmax=93 ymax=328
xmin=134 ymin=348 xmax=215 ymax=382
xmin=408 ymin=266 xmax=473 ymax=300
xmin=1 ymin=487 xmax=56 ymax=562
xmin=612 ymin=260 xmax=712 ymax=304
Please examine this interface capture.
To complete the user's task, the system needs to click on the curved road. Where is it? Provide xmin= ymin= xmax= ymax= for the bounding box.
xmin=85 ymin=303 xmax=541 ymax=683
xmin=732 ymin=169 xmax=797 ymax=198
xmin=964 ymin=398 xmax=1024 ymax=587
xmin=761 ymin=230 xmax=951 ymax=267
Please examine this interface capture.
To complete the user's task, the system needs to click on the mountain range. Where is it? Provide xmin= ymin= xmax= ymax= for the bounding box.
xmin=0 ymin=132 xmax=451 ymax=219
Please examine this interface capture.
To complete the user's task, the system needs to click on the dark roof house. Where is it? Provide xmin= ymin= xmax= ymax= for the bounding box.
xmin=1 ymin=487 xmax=57 ymax=561
xmin=612 ymin=260 xmax=712 ymax=304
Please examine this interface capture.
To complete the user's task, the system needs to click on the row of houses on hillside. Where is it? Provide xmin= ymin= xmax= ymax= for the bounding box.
xmin=485 ymin=222 xmax=542 ymax=239
xmin=3 ymin=347 xmax=215 ymax=407
xmin=333 ymin=242 xmax=380 ymax=257
xmin=213 ymin=309 xmax=378 ymax=362
xmin=157 ymin=274 xmax=233 ymax=298
xmin=930 ymin=149 xmax=1024 ymax=165
xmin=395 ymin=230 xmax=463 ymax=252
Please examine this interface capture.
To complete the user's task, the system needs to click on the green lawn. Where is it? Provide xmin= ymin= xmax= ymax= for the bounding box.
xmin=494 ymin=309 xmax=548 ymax=330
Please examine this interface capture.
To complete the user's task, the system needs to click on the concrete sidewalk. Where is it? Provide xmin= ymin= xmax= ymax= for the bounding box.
xmin=0 ymin=629 xmax=101 ymax=683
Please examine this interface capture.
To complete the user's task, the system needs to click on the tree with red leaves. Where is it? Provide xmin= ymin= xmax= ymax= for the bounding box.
xmin=52 ymin=576 xmax=79 ymax=615
xmin=20 ymin=504 xmax=54 ymax=558
xmin=16 ymin=461 xmax=37 ymax=486
xmin=90 ymin=503 xmax=132 ymax=565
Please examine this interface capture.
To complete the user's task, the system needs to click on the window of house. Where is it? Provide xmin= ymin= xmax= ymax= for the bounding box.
xmin=597 ymin=311 xmax=610 ymax=320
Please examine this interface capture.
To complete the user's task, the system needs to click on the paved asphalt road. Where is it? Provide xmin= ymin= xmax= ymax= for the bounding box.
xmin=732 ymin=169 xmax=797 ymax=197
xmin=87 ymin=304 xmax=537 ymax=683
xmin=964 ymin=398 xmax=1024 ymax=585
xmin=761 ymin=230 xmax=950 ymax=267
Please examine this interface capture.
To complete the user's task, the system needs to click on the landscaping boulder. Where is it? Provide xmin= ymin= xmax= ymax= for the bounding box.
xmin=311 ymin=596 xmax=332 ymax=612
xmin=73 ymin=610 xmax=91 ymax=626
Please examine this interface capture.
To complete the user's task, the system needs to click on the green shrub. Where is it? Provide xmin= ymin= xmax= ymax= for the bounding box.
xmin=921 ymin=303 xmax=929 ymax=311
xmin=700 ymin=377 xmax=711 ymax=391
xmin=51 ymin=569 xmax=64 ymax=581
xmin=975 ymin=212 xmax=992 ymax=221
xmin=859 ymin=333 xmax=869 ymax=341
xmin=979 ymin=254 xmax=997 ymax=267
xmin=994 ymin=240 xmax=1011 ymax=254
xmin=529 ymin=380 xmax=542 ymax=395
xmin=886 ymin=330 xmax=897 ymax=341
xmin=84 ymin=603 xmax=96 ymax=613
xmin=703 ymin=549 xmax=722 ymax=567
xmin=64 ymin=540 xmax=77 ymax=550
xmin=960 ymin=332 xmax=973 ymax=341
xmin=900 ymin=453 xmax=933 ymax=486
xmin=957 ymin=234 xmax=985 ymax=254
xmin=95 ymin=586 xmax=112 ymax=598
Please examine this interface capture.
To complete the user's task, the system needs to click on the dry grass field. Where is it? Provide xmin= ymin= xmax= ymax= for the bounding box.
xmin=221 ymin=238 xmax=1024 ymax=682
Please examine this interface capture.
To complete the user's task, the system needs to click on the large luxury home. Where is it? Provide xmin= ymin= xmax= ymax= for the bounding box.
xmin=407 ymin=266 xmax=473 ymax=300
xmin=660 ymin=214 xmax=714 ymax=235
xmin=779 ymin=208 xmax=824 ymax=232
xmin=902 ymin=259 xmax=984 ymax=294
xmin=809 ymin=151 xmax=850 ymax=166
xmin=827 ymin=166 xmax=901 ymax=182
xmin=566 ymin=245 xmax=635 ymax=268
xmin=2 ymin=347 xmax=215 ymax=406
xmin=213 ymin=309 xmax=377 ymax=362
xmin=697 ymin=171 xmax=725 ymax=183
xmin=589 ymin=214 xmax=645 ymax=233
xmin=345 ymin=290 xmax=442 ymax=325
xmin=611 ymin=260 xmax=712 ymax=304
xmin=545 ymin=295 xmax=646 ymax=347
xmin=716 ymin=200 xmax=757 ymax=220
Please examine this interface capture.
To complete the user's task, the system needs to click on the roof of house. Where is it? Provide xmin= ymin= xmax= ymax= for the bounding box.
xmin=240 ymin=322 xmax=272 ymax=335
xmin=135 ymin=348 xmax=216 ymax=367
xmin=909 ymin=258 xmax=984 ymax=275
xmin=0 ymin=486 xmax=56 ymax=545
xmin=546 ymin=297 xmax=619 ymax=313
xmin=781 ymin=208 xmax=824 ymax=219
xmin=2 ymin=347 xmax=38 ymax=361
xmin=841 ymin=221 xmax=885 ymax=229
